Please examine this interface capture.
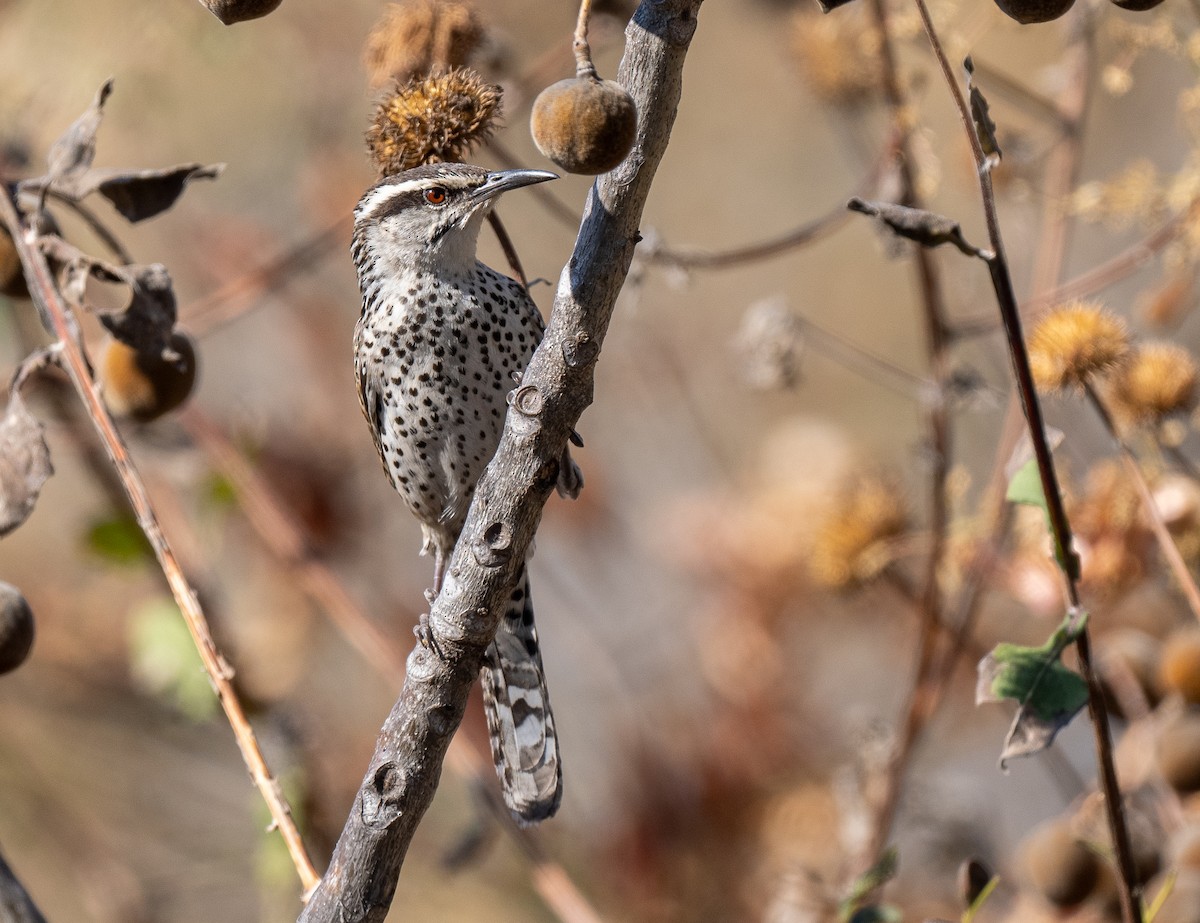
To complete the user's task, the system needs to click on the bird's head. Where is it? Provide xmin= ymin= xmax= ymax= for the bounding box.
xmin=353 ymin=163 xmax=557 ymax=276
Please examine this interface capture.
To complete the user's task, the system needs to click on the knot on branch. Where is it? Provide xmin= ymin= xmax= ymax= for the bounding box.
xmin=363 ymin=763 xmax=406 ymax=822
xmin=509 ymin=384 xmax=544 ymax=417
xmin=562 ymin=332 xmax=598 ymax=368
xmin=472 ymin=521 xmax=513 ymax=568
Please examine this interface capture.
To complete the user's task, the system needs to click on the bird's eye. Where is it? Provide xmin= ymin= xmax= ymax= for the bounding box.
xmin=424 ymin=187 xmax=448 ymax=206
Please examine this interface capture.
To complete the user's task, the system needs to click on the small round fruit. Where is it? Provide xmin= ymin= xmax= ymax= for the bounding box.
xmin=992 ymin=0 xmax=1075 ymax=24
xmin=1160 ymin=629 xmax=1200 ymax=704
xmin=1110 ymin=0 xmax=1166 ymax=9
xmin=0 ymin=581 xmax=33 ymax=674
xmin=1021 ymin=818 xmax=1100 ymax=907
xmin=1159 ymin=713 xmax=1200 ymax=794
xmin=200 ymin=0 xmax=283 ymax=24
xmin=530 ymin=76 xmax=637 ymax=175
xmin=1098 ymin=629 xmax=1162 ymax=718
xmin=100 ymin=332 xmax=198 ymax=422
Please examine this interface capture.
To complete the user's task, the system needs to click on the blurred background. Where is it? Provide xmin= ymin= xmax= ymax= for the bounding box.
xmin=2 ymin=0 xmax=1200 ymax=920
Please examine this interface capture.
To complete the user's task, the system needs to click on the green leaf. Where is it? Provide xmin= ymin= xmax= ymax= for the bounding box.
xmin=86 ymin=514 xmax=153 ymax=565
xmin=203 ymin=471 xmax=238 ymax=509
xmin=976 ymin=612 xmax=1089 ymax=766
xmin=1005 ymin=457 xmax=1047 ymax=512
xmin=128 ymin=597 xmax=217 ymax=721
xmin=840 ymin=848 xmax=899 ymax=921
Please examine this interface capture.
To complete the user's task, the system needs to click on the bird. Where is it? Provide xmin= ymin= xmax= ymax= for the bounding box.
xmin=350 ymin=162 xmax=581 ymax=824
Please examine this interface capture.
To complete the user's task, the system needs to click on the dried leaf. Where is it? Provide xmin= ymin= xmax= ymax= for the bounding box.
xmin=100 ymin=263 xmax=177 ymax=355
xmin=78 ymin=163 xmax=224 ymax=222
xmin=46 ymin=79 xmax=113 ymax=187
xmin=0 ymin=392 xmax=53 ymax=536
xmin=847 ymin=198 xmax=986 ymax=257
xmin=976 ymin=611 xmax=1089 ymax=767
xmin=965 ymin=57 xmax=1001 ymax=170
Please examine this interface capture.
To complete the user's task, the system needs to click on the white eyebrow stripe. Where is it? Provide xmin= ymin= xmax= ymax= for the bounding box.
xmin=355 ymin=175 xmax=481 ymax=222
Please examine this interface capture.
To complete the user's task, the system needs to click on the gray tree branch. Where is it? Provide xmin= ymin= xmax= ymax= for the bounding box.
xmin=0 ymin=845 xmax=49 ymax=923
xmin=297 ymin=1 xmax=703 ymax=919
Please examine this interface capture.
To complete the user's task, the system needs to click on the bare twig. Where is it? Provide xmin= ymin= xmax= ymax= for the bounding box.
xmin=856 ymin=0 xmax=951 ymax=873
xmin=909 ymin=2 xmax=1142 ymax=920
xmin=0 ymin=188 xmax=320 ymax=897
xmin=183 ymin=214 xmax=352 ymax=336
xmin=1082 ymin=383 xmax=1200 ymax=623
xmin=299 ymin=2 xmax=703 ymax=917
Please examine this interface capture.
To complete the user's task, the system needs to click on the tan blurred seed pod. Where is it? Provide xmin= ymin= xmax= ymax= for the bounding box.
xmin=1109 ymin=342 xmax=1198 ymax=424
xmin=1160 ymin=629 xmax=1200 ymax=705
xmin=1159 ymin=711 xmax=1200 ymax=794
xmin=100 ymin=332 xmax=198 ymax=422
xmin=809 ymin=471 xmax=908 ymax=589
xmin=1020 ymin=817 xmax=1100 ymax=907
xmin=363 ymin=1 xmax=486 ymax=89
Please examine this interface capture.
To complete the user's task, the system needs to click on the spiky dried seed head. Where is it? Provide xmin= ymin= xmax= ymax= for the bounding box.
xmin=100 ymin=332 xmax=198 ymax=422
xmin=1110 ymin=342 xmax=1198 ymax=423
xmin=367 ymin=67 xmax=501 ymax=177
xmin=810 ymin=473 xmax=907 ymax=589
xmin=363 ymin=1 xmax=486 ymax=89
xmin=530 ymin=76 xmax=636 ymax=175
xmin=1028 ymin=301 xmax=1130 ymax=393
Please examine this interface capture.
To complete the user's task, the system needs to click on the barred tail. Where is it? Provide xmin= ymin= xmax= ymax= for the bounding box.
xmin=479 ymin=565 xmax=562 ymax=824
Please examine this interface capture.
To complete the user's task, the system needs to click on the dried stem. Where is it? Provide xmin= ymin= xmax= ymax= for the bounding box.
xmin=909 ymin=1 xmax=1141 ymax=919
xmin=486 ymin=211 xmax=529 ymax=288
xmin=573 ymin=0 xmax=596 ymax=80
xmin=856 ymin=0 xmax=952 ymax=874
xmin=0 ymin=187 xmax=320 ymax=897
xmin=1082 ymin=383 xmax=1200 ymax=623
xmin=299 ymin=3 xmax=703 ymax=917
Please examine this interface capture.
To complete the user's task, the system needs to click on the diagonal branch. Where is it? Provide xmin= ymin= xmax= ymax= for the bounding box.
xmin=297 ymin=1 xmax=704 ymax=919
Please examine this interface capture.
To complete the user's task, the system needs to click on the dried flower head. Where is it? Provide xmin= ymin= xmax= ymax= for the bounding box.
xmin=1109 ymin=342 xmax=1198 ymax=423
xmin=366 ymin=67 xmax=500 ymax=176
xmin=736 ymin=296 xmax=805 ymax=391
xmin=363 ymin=1 xmax=486 ymax=89
xmin=1028 ymin=301 xmax=1130 ymax=393
xmin=810 ymin=473 xmax=908 ymax=589
xmin=1071 ymin=460 xmax=1148 ymax=598
xmin=790 ymin=7 xmax=882 ymax=106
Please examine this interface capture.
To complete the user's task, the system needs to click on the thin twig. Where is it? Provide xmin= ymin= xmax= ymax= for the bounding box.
xmin=486 ymin=211 xmax=529 ymax=288
xmin=909 ymin=2 xmax=1142 ymax=920
xmin=183 ymin=214 xmax=352 ymax=336
xmin=0 ymin=188 xmax=320 ymax=897
xmin=855 ymin=0 xmax=951 ymax=873
xmin=1083 ymin=383 xmax=1200 ymax=623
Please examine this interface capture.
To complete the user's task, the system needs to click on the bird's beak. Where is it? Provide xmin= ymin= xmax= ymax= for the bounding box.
xmin=471 ymin=169 xmax=558 ymax=201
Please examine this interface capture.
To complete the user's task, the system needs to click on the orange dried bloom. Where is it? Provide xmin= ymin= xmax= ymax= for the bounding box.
xmin=1110 ymin=342 xmax=1198 ymax=423
xmin=364 ymin=0 xmax=485 ymax=89
xmin=810 ymin=473 xmax=907 ymax=589
xmin=1028 ymin=301 xmax=1130 ymax=393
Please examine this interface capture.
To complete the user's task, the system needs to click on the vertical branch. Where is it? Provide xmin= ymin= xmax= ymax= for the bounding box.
xmin=908 ymin=2 xmax=1141 ymax=920
xmin=0 ymin=189 xmax=320 ymax=897
xmin=299 ymin=2 xmax=704 ymax=919
xmin=857 ymin=0 xmax=953 ymax=872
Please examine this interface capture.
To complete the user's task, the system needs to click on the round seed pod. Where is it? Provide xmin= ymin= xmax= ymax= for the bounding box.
xmin=992 ymin=0 xmax=1075 ymax=24
xmin=100 ymin=332 xmax=198 ymax=422
xmin=1161 ymin=629 xmax=1200 ymax=705
xmin=1021 ymin=818 xmax=1100 ymax=907
xmin=530 ymin=76 xmax=637 ymax=175
xmin=1110 ymin=0 xmax=1166 ymax=9
xmin=1097 ymin=629 xmax=1163 ymax=718
xmin=0 ymin=581 xmax=33 ymax=675
xmin=1159 ymin=712 xmax=1200 ymax=794
xmin=199 ymin=0 xmax=283 ymax=24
